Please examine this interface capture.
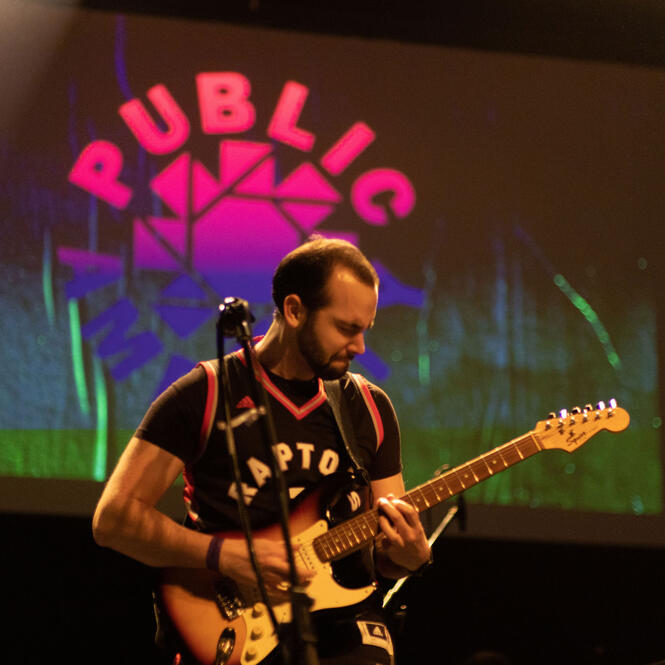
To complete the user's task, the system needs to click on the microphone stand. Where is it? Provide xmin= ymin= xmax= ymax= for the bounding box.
xmin=217 ymin=298 xmax=319 ymax=665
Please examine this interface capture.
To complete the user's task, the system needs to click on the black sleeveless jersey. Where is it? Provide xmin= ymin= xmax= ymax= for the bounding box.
xmin=135 ymin=351 xmax=401 ymax=532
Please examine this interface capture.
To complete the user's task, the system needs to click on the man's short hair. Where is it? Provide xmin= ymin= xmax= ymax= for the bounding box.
xmin=272 ymin=236 xmax=379 ymax=315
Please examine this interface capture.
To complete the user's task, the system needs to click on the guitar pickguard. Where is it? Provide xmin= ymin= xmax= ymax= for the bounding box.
xmin=160 ymin=483 xmax=376 ymax=665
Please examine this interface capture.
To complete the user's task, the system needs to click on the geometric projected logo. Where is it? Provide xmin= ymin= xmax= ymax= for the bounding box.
xmin=62 ymin=73 xmax=423 ymax=392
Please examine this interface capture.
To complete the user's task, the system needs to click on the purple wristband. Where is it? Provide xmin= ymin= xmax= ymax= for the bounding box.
xmin=206 ymin=535 xmax=224 ymax=572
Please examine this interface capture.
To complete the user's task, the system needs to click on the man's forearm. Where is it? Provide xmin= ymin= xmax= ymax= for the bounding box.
xmin=93 ymin=494 xmax=211 ymax=569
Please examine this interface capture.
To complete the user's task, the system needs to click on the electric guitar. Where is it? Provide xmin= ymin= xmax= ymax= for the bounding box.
xmin=160 ymin=401 xmax=629 ymax=665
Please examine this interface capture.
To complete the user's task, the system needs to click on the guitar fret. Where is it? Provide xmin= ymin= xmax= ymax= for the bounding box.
xmin=480 ymin=456 xmax=494 ymax=475
xmin=313 ymin=423 xmax=586 ymax=563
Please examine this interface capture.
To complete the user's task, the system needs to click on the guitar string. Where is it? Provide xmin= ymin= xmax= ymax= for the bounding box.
xmin=312 ymin=433 xmax=543 ymax=562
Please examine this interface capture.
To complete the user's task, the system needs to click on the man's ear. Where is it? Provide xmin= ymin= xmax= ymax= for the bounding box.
xmin=283 ymin=294 xmax=306 ymax=328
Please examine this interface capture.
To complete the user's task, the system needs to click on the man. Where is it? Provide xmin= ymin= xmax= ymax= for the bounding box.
xmin=93 ymin=236 xmax=431 ymax=664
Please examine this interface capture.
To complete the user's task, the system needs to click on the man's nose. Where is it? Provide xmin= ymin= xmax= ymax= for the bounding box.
xmin=348 ymin=332 xmax=366 ymax=356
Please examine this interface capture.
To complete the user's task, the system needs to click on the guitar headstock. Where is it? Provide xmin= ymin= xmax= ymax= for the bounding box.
xmin=535 ymin=400 xmax=629 ymax=452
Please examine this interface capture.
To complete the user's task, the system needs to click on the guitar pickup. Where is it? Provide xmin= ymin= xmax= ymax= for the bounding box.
xmin=214 ymin=577 xmax=245 ymax=621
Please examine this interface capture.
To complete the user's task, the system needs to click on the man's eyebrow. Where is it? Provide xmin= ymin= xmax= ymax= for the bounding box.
xmin=335 ymin=318 xmax=375 ymax=331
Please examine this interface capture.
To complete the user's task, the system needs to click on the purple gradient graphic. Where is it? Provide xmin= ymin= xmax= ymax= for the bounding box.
xmin=57 ymin=247 xmax=123 ymax=298
xmin=194 ymin=197 xmax=300 ymax=271
xmin=64 ymin=73 xmax=422 ymax=382
xmin=133 ymin=217 xmax=186 ymax=271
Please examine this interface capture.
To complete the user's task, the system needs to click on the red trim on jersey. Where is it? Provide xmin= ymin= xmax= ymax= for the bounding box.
xmin=197 ymin=361 xmax=218 ymax=458
xmin=183 ymin=465 xmax=201 ymax=524
xmin=232 ymin=348 xmax=327 ymax=421
xmin=350 ymin=372 xmax=384 ymax=450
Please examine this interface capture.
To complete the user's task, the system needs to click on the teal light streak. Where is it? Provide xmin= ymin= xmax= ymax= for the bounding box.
xmin=42 ymin=230 xmax=55 ymax=326
xmin=92 ymin=356 xmax=108 ymax=481
xmin=418 ymin=353 xmax=430 ymax=385
xmin=68 ymin=299 xmax=91 ymax=417
xmin=553 ymin=274 xmax=622 ymax=370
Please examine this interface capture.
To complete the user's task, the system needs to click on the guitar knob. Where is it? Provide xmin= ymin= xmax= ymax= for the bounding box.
xmin=244 ymin=646 xmax=258 ymax=662
xmin=251 ymin=605 xmax=264 ymax=618
xmin=250 ymin=627 xmax=264 ymax=640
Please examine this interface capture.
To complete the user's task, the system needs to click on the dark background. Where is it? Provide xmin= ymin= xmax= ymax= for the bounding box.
xmin=6 ymin=510 xmax=665 ymax=665
xmin=5 ymin=1 xmax=665 ymax=663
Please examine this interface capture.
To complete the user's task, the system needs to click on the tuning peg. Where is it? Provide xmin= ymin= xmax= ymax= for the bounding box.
xmin=607 ymin=398 xmax=617 ymax=416
xmin=596 ymin=401 xmax=606 ymax=412
xmin=584 ymin=404 xmax=594 ymax=412
xmin=569 ymin=406 xmax=582 ymax=423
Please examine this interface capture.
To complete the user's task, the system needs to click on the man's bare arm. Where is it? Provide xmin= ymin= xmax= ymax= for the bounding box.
xmin=92 ymin=437 xmax=312 ymax=590
xmin=92 ymin=437 xmax=212 ymax=568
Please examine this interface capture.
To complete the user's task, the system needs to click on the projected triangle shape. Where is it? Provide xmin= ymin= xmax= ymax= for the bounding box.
xmin=274 ymin=162 xmax=341 ymax=203
xmin=193 ymin=160 xmax=225 ymax=213
xmin=161 ymin=275 xmax=208 ymax=301
xmin=155 ymin=304 xmax=214 ymax=338
xmin=150 ymin=152 xmax=190 ymax=217
xmin=279 ymin=201 xmax=335 ymax=232
xmin=219 ymin=140 xmax=272 ymax=188
xmin=234 ymin=157 xmax=276 ymax=196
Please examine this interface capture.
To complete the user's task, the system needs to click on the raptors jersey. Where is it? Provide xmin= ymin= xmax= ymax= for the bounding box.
xmin=135 ymin=351 xmax=401 ymax=532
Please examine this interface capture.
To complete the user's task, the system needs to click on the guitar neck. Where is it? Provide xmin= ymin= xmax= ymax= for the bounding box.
xmin=313 ymin=430 xmax=542 ymax=563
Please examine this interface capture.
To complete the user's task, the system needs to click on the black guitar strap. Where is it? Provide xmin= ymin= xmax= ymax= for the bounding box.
xmin=324 ymin=376 xmax=371 ymax=488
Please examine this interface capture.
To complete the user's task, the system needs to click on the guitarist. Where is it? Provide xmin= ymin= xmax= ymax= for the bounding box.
xmin=92 ymin=236 xmax=432 ymax=665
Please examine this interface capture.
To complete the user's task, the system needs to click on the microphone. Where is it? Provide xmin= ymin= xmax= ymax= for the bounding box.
xmin=218 ymin=297 xmax=255 ymax=339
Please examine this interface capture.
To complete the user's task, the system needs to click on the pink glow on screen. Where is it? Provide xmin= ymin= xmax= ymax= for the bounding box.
xmin=197 ymin=72 xmax=256 ymax=134
xmin=267 ymin=81 xmax=315 ymax=152
xmin=68 ymin=140 xmax=133 ymax=209
xmin=119 ymin=84 xmax=190 ymax=155
xmin=57 ymin=247 xmax=123 ymax=274
xmin=133 ymin=217 xmax=186 ymax=270
xmin=192 ymin=160 xmax=226 ymax=213
xmin=194 ymin=197 xmax=300 ymax=271
xmin=279 ymin=202 xmax=335 ymax=231
xmin=233 ymin=157 xmax=276 ymax=196
xmin=149 ymin=152 xmax=190 ymax=217
xmin=274 ymin=163 xmax=341 ymax=202
xmin=351 ymin=168 xmax=416 ymax=225
xmin=219 ymin=140 xmax=272 ymax=188
xmin=320 ymin=122 xmax=376 ymax=176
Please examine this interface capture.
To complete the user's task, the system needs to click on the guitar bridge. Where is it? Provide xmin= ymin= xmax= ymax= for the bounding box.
xmin=214 ymin=577 xmax=244 ymax=621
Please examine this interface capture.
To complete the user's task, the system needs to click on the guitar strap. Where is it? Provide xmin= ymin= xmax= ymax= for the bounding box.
xmin=324 ymin=375 xmax=370 ymax=485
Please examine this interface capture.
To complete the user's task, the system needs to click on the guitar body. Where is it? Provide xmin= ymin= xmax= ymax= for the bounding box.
xmin=159 ymin=403 xmax=630 ymax=665
xmin=160 ymin=483 xmax=377 ymax=665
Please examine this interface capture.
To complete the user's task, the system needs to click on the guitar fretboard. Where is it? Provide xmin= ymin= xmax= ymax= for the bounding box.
xmin=312 ymin=431 xmax=543 ymax=563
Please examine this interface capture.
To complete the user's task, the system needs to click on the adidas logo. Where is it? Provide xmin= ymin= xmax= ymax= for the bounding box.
xmin=370 ymin=624 xmax=385 ymax=638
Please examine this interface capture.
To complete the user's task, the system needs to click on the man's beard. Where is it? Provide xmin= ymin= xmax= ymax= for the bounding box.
xmin=296 ymin=316 xmax=352 ymax=380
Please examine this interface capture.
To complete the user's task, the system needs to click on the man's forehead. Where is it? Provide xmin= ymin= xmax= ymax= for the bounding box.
xmin=326 ymin=265 xmax=377 ymax=291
